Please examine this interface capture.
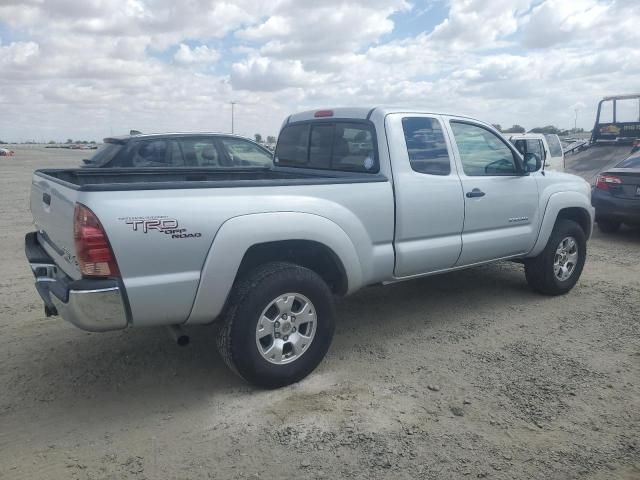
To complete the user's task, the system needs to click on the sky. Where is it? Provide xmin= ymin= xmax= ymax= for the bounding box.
xmin=0 ymin=0 xmax=638 ymax=142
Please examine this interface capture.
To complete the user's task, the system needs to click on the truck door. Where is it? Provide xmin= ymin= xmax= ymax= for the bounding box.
xmin=446 ymin=119 xmax=541 ymax=266
xmin=386 ymin=114 xmax=465 ymax=277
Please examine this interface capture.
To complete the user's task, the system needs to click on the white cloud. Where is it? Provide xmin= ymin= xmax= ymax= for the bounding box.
xmin=0 ymin=0 xmax=638 ymax=141
xmin=0 ymin=40 xmax=40 ymax=66
xmin=427 ymin=0 xmax=531 ymax=50
xmin=520 ymin=0 xmax=612 ymax=48
xmin=231 ymin=55 xmax=327 ymax=91
xmin=237 ymin=0 xmax=410 ymax=63
xmin=174 ymin=44 xmax=220 ymax=65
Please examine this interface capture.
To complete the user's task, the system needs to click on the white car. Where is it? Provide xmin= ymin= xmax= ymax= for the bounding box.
xmin=509 ymin=133 xmax=565 ymax=172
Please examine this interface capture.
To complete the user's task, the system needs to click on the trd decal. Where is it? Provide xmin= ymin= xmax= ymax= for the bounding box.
xmin=119 ymin=216 xmax=202 ymax=239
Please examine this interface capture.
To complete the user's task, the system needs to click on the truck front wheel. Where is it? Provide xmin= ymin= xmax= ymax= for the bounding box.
xmin=524 ymin=219 xmax=586 ymax=295
xmin=216 ymin=262 xmax=335 ymax=388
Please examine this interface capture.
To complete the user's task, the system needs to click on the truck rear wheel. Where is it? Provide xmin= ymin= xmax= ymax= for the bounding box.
xmin=525 ymin=219 xmax=586 ymax=295
xmin=216 ymin=262 xmax=335 ymax=388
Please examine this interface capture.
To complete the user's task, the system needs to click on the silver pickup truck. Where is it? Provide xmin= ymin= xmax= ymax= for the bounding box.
xmin=26 ymin=108 xmax=594 ymax=387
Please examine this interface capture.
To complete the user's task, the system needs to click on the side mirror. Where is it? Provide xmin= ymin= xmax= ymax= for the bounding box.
xmin=523 ymin=152 xmax=542 ymax=172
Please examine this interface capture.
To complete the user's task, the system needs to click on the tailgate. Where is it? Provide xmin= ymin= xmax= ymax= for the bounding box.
xmin=30 ymin=172 xmax=82 ymax=279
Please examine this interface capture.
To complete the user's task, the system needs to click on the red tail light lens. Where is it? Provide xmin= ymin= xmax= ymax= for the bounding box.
xmin=74 ymin=204 xmax=119 ymax=277
xmin=314 ymin=110 xmax=334 ymax=118
xmin=595 ymin=174 xmax=622 ymax=191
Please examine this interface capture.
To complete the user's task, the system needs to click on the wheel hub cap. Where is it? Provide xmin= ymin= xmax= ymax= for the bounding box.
xmin=255 ymin=293 xmax=317 ymax=365
xmin=280 ymin=320 xmax=293 ymax=334
xmin=553 ymin=236 xmax=579 ymax=282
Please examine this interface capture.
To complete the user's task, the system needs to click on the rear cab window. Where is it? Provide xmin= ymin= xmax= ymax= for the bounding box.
xmin=275 ymin=120 xmax=378 ymax=173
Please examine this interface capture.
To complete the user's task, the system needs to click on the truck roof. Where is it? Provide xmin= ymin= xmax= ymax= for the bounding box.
xmin=286 ymin=107 xmax=478 ymax=124
xmin=508 ymin=133 xmax=550 ymax=140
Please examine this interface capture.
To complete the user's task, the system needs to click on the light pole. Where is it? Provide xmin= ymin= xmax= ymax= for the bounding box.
xmin=230 ymin=101 xmax=237 ymax=134
xmin=574 ymin=108 xmax=578 ymax=132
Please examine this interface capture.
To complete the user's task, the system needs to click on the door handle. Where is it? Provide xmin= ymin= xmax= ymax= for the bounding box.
xmin=42 ymin=193 xmax=51 ymax=205
xmin=466 ymin=188 xmax=485 ymax=198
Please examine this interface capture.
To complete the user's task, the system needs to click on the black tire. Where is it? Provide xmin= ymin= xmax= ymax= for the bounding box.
xmin=597 ymin=219 xmax=621 ymax=234
xmin=216 ymin=262 xmax=335 ymax=388
xmin=525 ymin=219 xmax=586 ymax=296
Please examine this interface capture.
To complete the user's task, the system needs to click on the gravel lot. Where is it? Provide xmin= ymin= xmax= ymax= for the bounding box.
xmin=1 ymin=147 xmax=639 ymax=480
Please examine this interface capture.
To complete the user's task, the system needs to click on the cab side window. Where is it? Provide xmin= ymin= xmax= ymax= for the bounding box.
xmin=402 ymin=117 xmax=450 ymax=175
xmin=179 ymin=138 xmax=220 ymax=167
xmin=451 ymin=122 xmax=518 ymax=176
xmin=130 ymin=140 xmax=170 ymax=167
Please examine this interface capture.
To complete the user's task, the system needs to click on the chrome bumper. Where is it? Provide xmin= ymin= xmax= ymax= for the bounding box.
xmin=25 ymin=232 xmax=129 ymax=332
xmin=49 ymin=286 xmax=128 ymax=332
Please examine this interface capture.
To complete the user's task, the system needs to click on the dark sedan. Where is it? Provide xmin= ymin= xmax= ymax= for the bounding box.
xmin=83 ymin=132 xmax=273 ymax=169
xmin=592 ymin=152 xmax=640 ymax=233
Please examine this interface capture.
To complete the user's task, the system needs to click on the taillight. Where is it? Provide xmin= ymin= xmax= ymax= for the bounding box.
xmin=595 ymin=174 xmax=622 ymax=191
xmin=73 ymin=204 xmax=119 ymax=277
xmin=314 ymin=110 xmax=334 ymax=118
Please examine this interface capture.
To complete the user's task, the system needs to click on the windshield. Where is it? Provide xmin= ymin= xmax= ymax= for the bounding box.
xmin=544 ymin=134 xmax=563 ymax=157
xmin=86 ymin=142 xmax=123 ymax=166
xmin=616 ymin=154 xmax=640 ymax=168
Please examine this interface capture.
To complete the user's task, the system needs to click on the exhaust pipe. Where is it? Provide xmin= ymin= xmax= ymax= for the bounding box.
xmin=168 ymin=325 xmax=190 ymax=346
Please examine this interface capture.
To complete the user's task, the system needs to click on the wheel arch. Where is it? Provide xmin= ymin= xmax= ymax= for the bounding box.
xmin=237 ymin=240 xmax=349 ymax=296
xmin=528 ymin=192 xmax=594 ymax=258
xmin=186 ymin=212 xmax=363 ymax=325
xmin=557 ymin=207 xmax=592 ymax=239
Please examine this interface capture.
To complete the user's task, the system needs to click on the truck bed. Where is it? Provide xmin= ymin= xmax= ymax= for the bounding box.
xmin=35 ymin=167 xmax=387 ymax=191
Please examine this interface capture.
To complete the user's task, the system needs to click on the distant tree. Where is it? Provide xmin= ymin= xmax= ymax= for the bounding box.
xmin=503 ymin=125 xmax=526 ymax=133
xmin=0 ymin=139 xmax=6 ymax=144
xmin=66 ymin=138 xmax=73 ymax=144
xmin=529 ymin=125 xmax=561 ymax=135
xmin=48 ymin=140 xmax=56 ymax=144
xmin=89 ymin=140 xmax=96 ymax=144
xmin=491 ymin=124 xmax=502 ymax=132
xmin=254 ymin=133 xmax=263 ymax=143
xmin=266 ymin=135 xmax=276 ymax=144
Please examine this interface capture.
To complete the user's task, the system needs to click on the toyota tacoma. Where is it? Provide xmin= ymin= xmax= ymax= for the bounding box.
xmin=26 ymin=108 xmax=594 ymax=388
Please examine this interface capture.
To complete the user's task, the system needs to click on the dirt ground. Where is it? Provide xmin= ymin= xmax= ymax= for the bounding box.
xmin=1 ymin=146 xmax=639 ymax=480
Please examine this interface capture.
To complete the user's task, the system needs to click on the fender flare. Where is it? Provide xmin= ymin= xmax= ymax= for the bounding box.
xmin=186 ymin=212 xmax=363 ymax=324
xmin=528 ymin=191 xmax=595 ymax=258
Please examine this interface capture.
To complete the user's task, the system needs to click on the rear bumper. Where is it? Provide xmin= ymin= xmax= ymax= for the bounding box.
xmin=592 ymin=189 xmax=640 ymax=224
xmin=25 ymin=232 xmax=129 ymax=332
